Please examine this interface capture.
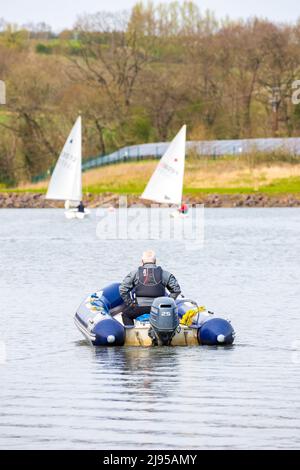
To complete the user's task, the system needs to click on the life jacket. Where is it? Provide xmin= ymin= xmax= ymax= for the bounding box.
xmin=78 ymin=202 xmax=84 ymax=213
xmin=135 ymin=265 xmax=165 ymax=299
xmin=180 ymin=203 xmax=188 ymax=214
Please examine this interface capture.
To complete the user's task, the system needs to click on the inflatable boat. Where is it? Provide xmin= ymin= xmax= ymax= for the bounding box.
xmin=74 ymin=283 xmax=235 ymax=347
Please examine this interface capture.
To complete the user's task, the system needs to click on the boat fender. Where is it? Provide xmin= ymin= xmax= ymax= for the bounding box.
xmin=92 ymin=318 xmax=125 ymax=346
xmin=198 ymin=318 xmax=235 ymax=345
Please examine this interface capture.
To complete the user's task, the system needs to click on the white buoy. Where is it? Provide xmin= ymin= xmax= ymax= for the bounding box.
xmin=107 ymin=335 xmax=115 ymax=344
xmin=217 ymin=334 xmax=225 ymax=343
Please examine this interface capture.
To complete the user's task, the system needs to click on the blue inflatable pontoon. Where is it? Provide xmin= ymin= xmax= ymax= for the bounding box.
xmin=75 ymin=283 xmax=235 ymax=347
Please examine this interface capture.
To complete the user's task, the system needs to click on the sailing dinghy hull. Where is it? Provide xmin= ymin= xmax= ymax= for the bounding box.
xmin=170 ymin=211 xmax=189 ymax=218
xmin=65 ymin=208 xmax=91 ymax=219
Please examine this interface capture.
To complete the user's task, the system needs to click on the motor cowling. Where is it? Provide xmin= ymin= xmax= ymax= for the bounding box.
xmin=149 ymin=297 xmax=179 ymax=346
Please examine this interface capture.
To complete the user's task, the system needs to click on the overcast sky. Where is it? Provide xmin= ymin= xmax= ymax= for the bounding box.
xmin=1 ymin=0 xmax=299 ymax=31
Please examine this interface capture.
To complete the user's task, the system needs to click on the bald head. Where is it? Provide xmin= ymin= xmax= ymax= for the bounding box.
xmin=142 ymin=250 xmax=156 ymax=265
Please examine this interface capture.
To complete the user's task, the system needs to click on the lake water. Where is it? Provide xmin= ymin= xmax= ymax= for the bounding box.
xmin=0 ymin=208 xmax=300 ymax=450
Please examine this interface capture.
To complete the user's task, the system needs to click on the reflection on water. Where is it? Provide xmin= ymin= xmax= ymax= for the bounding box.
xmin=94 ymin=347 xmax=180 ymax=397
xmin=0 ymin=208 xmax=300 ymax=449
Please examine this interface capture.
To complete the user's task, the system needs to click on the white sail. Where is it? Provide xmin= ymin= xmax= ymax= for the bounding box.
xmin=141 ymin=125 xmax=186 ymax=205
xmin=46 ymin=116 xmax=82 ymax=202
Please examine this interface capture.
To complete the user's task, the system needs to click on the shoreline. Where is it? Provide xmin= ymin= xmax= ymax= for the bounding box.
xmin=1 ymin=192 xmax=300 ymax=208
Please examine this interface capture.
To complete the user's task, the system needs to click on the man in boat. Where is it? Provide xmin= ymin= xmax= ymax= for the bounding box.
xmin=119 ymin=250 xmax=181 ymax=326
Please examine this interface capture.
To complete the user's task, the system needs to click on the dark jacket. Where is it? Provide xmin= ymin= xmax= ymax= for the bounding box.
xmin=119 ymin=263 xmax=181 ymax=307
xmin=77 ymin=201 xmax=85 ymax=213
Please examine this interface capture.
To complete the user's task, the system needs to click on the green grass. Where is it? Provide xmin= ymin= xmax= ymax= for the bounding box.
xmin=0 ymin=111 xmax=10 ymax=124
xmin=85 ymin=178 xmax=300 ymax=196
xmin=85 ymin=183 xmax=145 ymax=195
xmin=2 ymin=175 xmax=300 ymax=197
xmin=0 ymin=187 xmax=47 ymax=194
xmin=258 ymin=176 xmax=300 ymax=194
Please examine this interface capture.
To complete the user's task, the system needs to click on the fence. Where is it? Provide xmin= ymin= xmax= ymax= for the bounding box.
xmin=82 ymin=137 xmax=300 ymax=171
xmin=32 ymin=137 xmax=300 ymax=183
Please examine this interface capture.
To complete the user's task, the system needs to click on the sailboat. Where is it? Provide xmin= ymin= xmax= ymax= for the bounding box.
xmin=45 ymin=116 xmax=90 ymax=219
xmin=140 ymin=125 xmax=188 ymax=217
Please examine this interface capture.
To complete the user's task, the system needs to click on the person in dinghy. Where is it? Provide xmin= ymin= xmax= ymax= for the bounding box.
xmin=65 ymin=199 xmax=86 ymax=214
xmin=76 ymin=201 xmax=85 ymax=213
xmin=119 ymin=250 xmax=181 ymax=326
xmin=179 ymin=203 xmax=188 ymax=215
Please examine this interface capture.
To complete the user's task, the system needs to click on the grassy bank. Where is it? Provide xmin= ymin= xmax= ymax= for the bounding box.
xmin=2 ymin=157 xmax=300 ymax=196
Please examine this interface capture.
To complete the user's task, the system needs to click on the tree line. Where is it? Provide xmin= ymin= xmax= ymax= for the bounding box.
xmin=0 ymin=1 xmax=300 ymax=185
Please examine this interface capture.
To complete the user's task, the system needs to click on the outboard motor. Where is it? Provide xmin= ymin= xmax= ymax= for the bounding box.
xmin=149 ymin=297 xmax=179 ymax=346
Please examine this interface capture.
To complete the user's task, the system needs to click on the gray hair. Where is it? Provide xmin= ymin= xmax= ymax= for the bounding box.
xmin=142 ymin=250 xmax=156 ymax=264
